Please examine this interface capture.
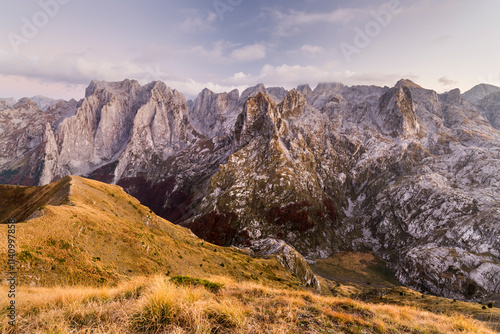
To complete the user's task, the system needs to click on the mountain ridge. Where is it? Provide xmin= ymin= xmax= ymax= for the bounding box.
xmin=0 ymin=78 xmax=499 ymax=304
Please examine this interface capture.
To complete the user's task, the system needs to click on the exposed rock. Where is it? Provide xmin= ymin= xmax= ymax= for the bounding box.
xmin=374 ymin=85 xmax=420 ymax=138
xmin=252 ymin=238 xmax=321 ymax=290
xmin=238 ymin=83 xmax=288 ymax=107
xmin=296 ymin=84 xmax=312 ymax=99
xmin=189 ymin=88 xmax=239 ymax=137
xmin=0 ymin=98 xmax=76 ymax=185
xmin=30 ymin=95 xmax=62 ymax=111
xmin=0 ymin=98 xmax=17 ymax=111
xmin=462 ymin=83 xmax=500 ymax=104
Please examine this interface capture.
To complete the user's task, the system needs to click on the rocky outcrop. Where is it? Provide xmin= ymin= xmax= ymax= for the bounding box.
xmin=252 ymin=238 xmax=321 ymax=290
xmin=0 ymin=98 xmax=16 ymax=111
xmin=462 ymin=83 xmax=500 ymax=104
xmin=112 ymin=81 xmax=200 ymax=181
xmin=238 ymin=83 xmax=288 ymax=107
xmin=0 ymin=97 xmax=77 ymax=185
xmin=189 ymin=88 xmax=239 ymax=138
xmin=29 ymin=95 xmax=62 ymax=111
xmin=463 ymin=85 xmax=500 ymax=130
xmin=375 ymin=85 xmax=420 ymax=138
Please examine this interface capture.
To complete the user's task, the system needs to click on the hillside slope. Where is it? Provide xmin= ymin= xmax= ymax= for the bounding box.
xmin=0 ymin=176 xmax=302 ymax=288
xmin=0 ymin=178 xmax=498 ymax=333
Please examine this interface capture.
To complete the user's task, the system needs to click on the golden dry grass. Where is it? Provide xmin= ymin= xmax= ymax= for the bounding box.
xmin=1 ymin=176 xmax=498 ymax=333
xmin=0 ymin=176 xmax=302 ymax=288
xmin=1 ymin=275 xmax=497 ymax=334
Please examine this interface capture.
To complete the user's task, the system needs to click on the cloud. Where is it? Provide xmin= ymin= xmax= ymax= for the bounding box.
xmin=180 ymin=12 xmax=217 ymax=32
xmin=274 ymin=8 xmax=364 ymax=25
xmin=268 ymin=7 xmax=372 ymax=36
xmin=0 ymin=47 xmax=416 ymax=102
xmin=300 ymin=44 xmax=325 ymax=55
xmin=134 ymin=41 xmax=265 ymax=65
xmin=187 ymin=40 xmax=234 ymax=62
xmin=438 ymin=76 xmax=457 ymax=86
xmin=229 ymin=44 xmax=266 ymax=62
xmin=220 ymin=63 xmax=415 ymax=90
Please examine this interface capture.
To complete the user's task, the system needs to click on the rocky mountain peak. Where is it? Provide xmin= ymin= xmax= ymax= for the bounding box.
xmin=239 ymin=83 xmax=288 ymax=106
xmin=189 ymin=87 xmax=239 ymax=138
xmin=395 ymin=79 xmax=422 ymax=89
xmin=375 ymin=85 xmax=420 ymax=138
xmin=243 ymin=92 xmax=276 ymax=122
xmin=228 ymin=88 xmax=239 ymax=101
xmin=239 ymin=83 xmax=266 ymax=106
xmin=440 ymin=88 xmax=462 ymax=105
xmin=145 ymin=80 xmax=188 ymax=109
xmin=462 ymin=83 xmax=500 ymax=104
xmin=0 ymin=98 xmax=17 ymax=111
xmin=296 ymin=84 xmax=313 ymax=99
xmin=313 ymin=82 xmax=345 ymax=94
xmin=29 ymin=95 xmax=62 ymax=111
xmin=85 ymin=79 xmax=141 ymax=98
xmin=462 ymin=83 xmax=500 ymax=130
xmin=13 ymin=97 xmax=40 ymax=111
xmin=235 ymin=92 xmax=278 ymax=144
xmin=279 ymin=89 xmax=307 ymax=118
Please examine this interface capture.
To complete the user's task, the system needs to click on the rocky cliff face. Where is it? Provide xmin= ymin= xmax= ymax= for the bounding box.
xmin=0 ymin=79 xmax=499 ymax=303
xmin=0 ymin=97 xmax=77 ymax=185
xmin=463 ymin=85 xmax=500 ymax=130
xmin=0 ymin=98 xmax=17 ymax=111
xmin=189 ymin=88 xmax=239 ymax=138
xmin=187 ymin=80 xmax=500 ymax=303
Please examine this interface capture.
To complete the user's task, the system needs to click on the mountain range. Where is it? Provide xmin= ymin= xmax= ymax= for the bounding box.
xmin=0 ymin=78 xmax=499 ymax=304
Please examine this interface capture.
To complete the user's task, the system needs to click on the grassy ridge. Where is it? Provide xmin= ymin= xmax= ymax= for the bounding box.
xmin=0 ymin=176 xmax=301 ymax=287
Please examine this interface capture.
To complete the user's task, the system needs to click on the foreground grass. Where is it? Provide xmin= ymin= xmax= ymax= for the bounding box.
xmin=1 ymin=275 xmax=497 ymax=333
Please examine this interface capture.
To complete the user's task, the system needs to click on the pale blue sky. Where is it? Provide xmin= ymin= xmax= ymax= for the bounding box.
xmin=1 ymin=0 xmax=499 ymax=100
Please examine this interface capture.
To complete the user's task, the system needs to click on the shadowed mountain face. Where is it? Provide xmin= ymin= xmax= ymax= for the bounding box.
xmin=0 ymin=79 xmax=499 ymax=303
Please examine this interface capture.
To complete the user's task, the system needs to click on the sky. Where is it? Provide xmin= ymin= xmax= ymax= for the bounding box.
xmin=1 ymin=0 xmax=500 ymax=100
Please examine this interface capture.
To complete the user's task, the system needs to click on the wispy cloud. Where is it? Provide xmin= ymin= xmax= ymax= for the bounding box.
xmin=268 ymin=7 xmax=370 ymax=36
xmin=300 ymin=44 xmax=326 ymax=55
xmin=230 ymin=44 xmax=266 ymax=62
xmin=180 ymin=11 xmax=218 ymax=33
xmin=134 ymin=40 xmax=267 ymax=66
xmin=438 ymin=76 xmax=457 ymax=86
xmin=220 ymin=62 xmax=415 ymax=90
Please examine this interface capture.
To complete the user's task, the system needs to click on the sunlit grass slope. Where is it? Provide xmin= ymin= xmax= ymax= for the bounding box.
xmin=0 ymin=176 xmax=300 ymax=287
xmin=0 ymin=275 xmax=497 ymax=333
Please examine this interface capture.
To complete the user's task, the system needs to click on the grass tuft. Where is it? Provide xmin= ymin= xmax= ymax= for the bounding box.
xmin=170 ymin=275 xmax=224 ymax=293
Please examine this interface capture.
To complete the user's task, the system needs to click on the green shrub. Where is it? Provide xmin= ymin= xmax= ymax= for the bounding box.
xmin=60 ymin=241 xmax=71 ymax=250
xmin=170 ymin=276 xmax=223 ymax=293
